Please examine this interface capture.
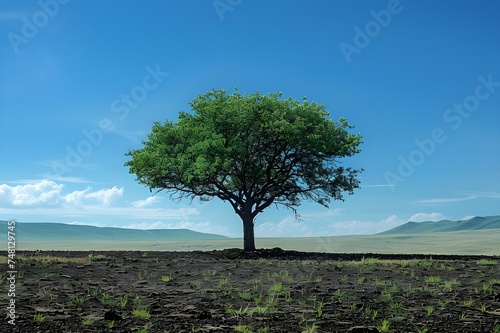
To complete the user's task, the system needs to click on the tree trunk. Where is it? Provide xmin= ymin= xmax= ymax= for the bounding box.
xmin=241 ymin=208 xmax=256 ymax=251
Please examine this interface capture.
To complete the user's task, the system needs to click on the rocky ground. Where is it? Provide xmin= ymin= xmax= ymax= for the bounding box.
xmin=3 ymin=249 xmax=500 ymax=332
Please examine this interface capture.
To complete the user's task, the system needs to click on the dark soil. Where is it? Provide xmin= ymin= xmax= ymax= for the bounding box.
xmin=4 ymin=249 xmax=500 ymax=332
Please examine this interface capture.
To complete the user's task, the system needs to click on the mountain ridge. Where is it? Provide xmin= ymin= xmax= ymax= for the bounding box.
xmin=379 ymin=215 xmax=500 ymax=235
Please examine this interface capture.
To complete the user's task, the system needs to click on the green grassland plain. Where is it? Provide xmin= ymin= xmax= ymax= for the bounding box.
xmin=14 ymin=229 xmax=500 ymax=255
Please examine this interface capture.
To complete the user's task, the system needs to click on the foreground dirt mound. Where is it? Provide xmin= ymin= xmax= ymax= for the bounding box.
xmin=6 ymin=249 xmax=500 ymax=332
xmin=216 ymin=248 xmax=498 ymax=261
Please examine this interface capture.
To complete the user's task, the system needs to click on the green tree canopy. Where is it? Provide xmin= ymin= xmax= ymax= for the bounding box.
xmin=125 ymin=89 xmax=363 ymax=250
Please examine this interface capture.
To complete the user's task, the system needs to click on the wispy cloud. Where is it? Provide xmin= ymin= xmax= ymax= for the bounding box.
xmin=34 ymin=159 xmax=98 ymax=173
xmin=0 ymin=177 xmax=93 ymax=185
xmin=304 ymin=208 xmax=344 ymax=219
xmin=362 ymin=184 xmax=399 ymax=188
xmin=415 ymin=195 xmax=477 ymax=205
xmin=415 ymin=191 xmax=500 ymax=206
xmin=65 ymin=219 xmax=231 ymax=236
xmin=0 ymin=204 xmax=199 ymax=221
xmin=111 ymin=128 xmax=146 ymax=143
xmin=122 ymin=220 xmax=232 ymax=236
xmin=255 ymin=214 xmax=407 ymax=237
xmin=256 ymin=211 xmax=454 ymax=237
xmin=0 ymin=12 xmax=24 ymax=20
xmin=40 ymin=174 xmax=95 ymax=183
xmin=460 ymin=191 xmax=500 ymax=199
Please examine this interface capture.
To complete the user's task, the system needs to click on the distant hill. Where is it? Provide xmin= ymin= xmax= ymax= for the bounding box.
xmin=380 ymin=215 xmax=500 ymax=234
xmin=0 ymin=221 xmax=228 ymax=242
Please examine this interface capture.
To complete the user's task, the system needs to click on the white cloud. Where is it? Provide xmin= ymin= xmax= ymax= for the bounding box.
xmin=0 ymin=180 xmax=123 ymax=207
xmin=255 ymin=216 xmax=312 ymax=237
xmin=0 ymin=180 xmax=64 ymax=206
xmin=85 ymin=187 xmax=123 ymax=206
xmin=254 ymin=209 xmax=345 ymax=237
xmin=407 ymin=212 xmax=446 ymax=222
xmin=0 ymin=180 xmax=208 ymax=234
xmin=63 ymin=186 xmax=123 ymax=206
xmin=63 ymin=188 xmax=90 ymax=206
xmin=132 ymin=196 xmax=162 ymax=208
xmin=67 ymin=221 xmax=102 ymax=227
xmin=326 ymin=214 xmax=404 ymax=235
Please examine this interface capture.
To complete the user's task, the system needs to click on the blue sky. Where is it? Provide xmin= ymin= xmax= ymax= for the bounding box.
xmin=1 ymin=0 xmax=499 ymax=238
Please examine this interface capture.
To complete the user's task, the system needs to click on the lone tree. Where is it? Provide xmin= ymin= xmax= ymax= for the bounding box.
xmin=125 ymin=89 xmax=362 ymax=251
